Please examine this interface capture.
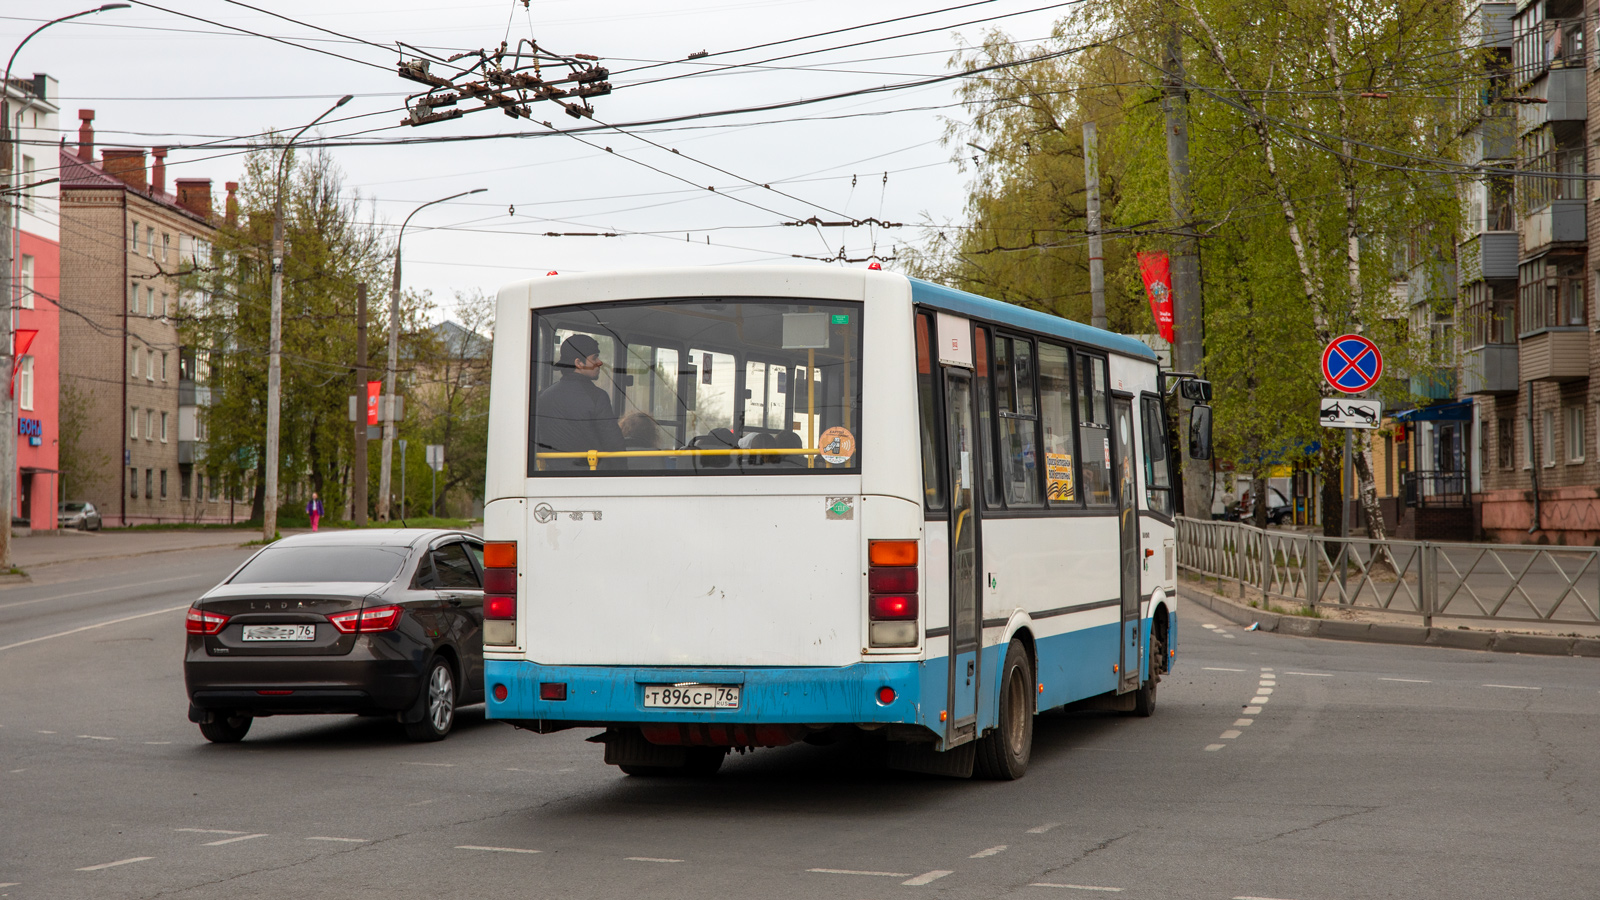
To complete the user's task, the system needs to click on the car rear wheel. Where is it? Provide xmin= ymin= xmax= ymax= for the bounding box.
xmin=199 ymin=713 xmax=252 ymax=743
xmin=404 ymin=657 xmax=456 ymax=742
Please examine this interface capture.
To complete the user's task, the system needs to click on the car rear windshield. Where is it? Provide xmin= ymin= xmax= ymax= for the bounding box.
xmin=229 ymin=547 xmax=409 ymax=584
xmin=530 ymin=297 xmax=863 ymax=476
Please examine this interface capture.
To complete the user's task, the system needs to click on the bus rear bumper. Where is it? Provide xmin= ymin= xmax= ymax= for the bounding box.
xmin=484 ymin=659 xmax=936 ymax=726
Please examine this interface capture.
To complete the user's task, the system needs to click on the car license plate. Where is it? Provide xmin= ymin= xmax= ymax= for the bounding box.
xmin=642 ymin=684 xmax=740 ymax=709
xmin=241 ymin=624 xmax=317 ymax=642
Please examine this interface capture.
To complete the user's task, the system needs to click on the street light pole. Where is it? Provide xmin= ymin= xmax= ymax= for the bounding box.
xmin=0 ymin=4 xmax=126 ymax=564
xmin=262 ymin=94 xmax=351 ymax=542
xmin=377 ymin=187 xmax=485 ymax=521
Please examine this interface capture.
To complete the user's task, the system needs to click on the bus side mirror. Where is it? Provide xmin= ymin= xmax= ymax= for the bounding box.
xmin=1189 ymin=404 xmax=1213 ymax=460
xmin=1180 ymin=379 xmax=1213 ymax=403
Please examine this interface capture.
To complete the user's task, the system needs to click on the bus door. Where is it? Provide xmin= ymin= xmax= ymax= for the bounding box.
xmin=943 ymin=368 xmax=982 ymax=745
xmin=1113 ymin=395 xmax=1142 ymax=695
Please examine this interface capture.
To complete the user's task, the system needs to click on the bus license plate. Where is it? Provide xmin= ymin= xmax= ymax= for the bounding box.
xmin=642 ymin=684 xmax=740 ymax=709
xmin=242 ymin=624 xmax=317 ymax=642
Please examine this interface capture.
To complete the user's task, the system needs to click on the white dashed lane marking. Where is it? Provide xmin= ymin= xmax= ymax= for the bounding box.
xmin=0 ymin=881 xmax=20 ymax=887
xmin=1243 ymin=706 xmax=1262 ymax=714
xmin=1030 ymin=883 xmax=1124 ymax=892
xmin=1381 ymin=678 xmax=1430 ymax=683
xmin=78 ymin=735 xmax=115 ymax=741
xmin=1285 ymin=671 xmax=1330 ymax=676
xmin=1203 ymin=667 xmax=1245 ymax=672
xmin=1205 ymin=744 xmax=1226 ymax=752
xmin=307 ymin=836 xmax=368 ymax=843
xmin=77 ymin=857 xmax=153 ymax=871
xmin=204 ymin=833 xmax=267 ymax=846
xmin=176 ymin=829 xmax=246 ymax=835
xmin=456 ymin=845 xmax=541 ymax=854
xmin=1219 ymin=730 xmax=1242 ymax=739
xmin=903 ymin=870 xmax=954 ymax=886
xmin=627 ymin=857 xmax=683 ymax=863
xmin=1483 ymin=684 xmax=1540 ymax=690
xmin=1233 ymin=718 xmax=1253 ymax=726
xmin=1027 ymin=823 xmax=1060 ymax=834
xmin=969 ymin=845 xmax=1006 ymax=857
xmin=808 ymin=868 xmax=912 ymax=877
xmin=1250 ymin=696 xmax=1271 ymax=704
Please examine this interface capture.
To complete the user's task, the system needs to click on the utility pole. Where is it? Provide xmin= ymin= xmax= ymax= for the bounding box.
xmin=377 ymin=188 xmax=485 ymax=520
xmin=352 ymin=282 xmax=368 ymax=526
xmin=1082 ymin=120 xmax=1107 ymax=331
xmin=0 ymin=4 xmax=127 ymax=565
xmin=1164 ymin=13 xmax=1207 ymax=519
xmin=263 ymin=95 xmax=351 ymax=542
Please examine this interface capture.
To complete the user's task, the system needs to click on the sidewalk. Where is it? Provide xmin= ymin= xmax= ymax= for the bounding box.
xmin=12 ymin=528 xmax=286 ymax=571
xmin=1178 ymin=575 xmax=1600 ymax=658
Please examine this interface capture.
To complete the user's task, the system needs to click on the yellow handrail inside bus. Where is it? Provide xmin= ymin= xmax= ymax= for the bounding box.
xmin=536 ymin=448 xmax=826 ymax=471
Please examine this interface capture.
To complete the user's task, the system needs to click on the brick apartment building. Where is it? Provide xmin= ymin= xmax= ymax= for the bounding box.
xmin=59 ymin=111 xmax=236 ymax=525
xmin=5 ymin=73 xmax=62 ymax=532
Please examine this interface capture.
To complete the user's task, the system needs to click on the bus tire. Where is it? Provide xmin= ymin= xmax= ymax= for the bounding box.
xmin=974 ymin=640 xmax=1033 ymax=780
xmin=1132 ymin=632 xmax=1163 ymax=718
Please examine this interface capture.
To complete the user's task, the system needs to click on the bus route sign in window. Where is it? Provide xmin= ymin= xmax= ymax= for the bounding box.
xmin=529 ymin=298 xmax=863 ymax=475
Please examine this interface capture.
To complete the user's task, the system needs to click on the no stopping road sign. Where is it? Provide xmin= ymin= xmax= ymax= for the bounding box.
xmin=1322 ymin=334 xmax=1382 ymax=394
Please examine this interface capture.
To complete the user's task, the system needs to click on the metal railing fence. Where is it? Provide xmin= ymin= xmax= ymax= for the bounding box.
xmin=1175 ymin=517 xmax=1600 ymax=627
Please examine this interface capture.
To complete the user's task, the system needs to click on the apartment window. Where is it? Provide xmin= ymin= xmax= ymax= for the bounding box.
xmin=181 ymin=465 xmax=192 ymax=500
xmin=146 ymin=286 xmax=155 ymax=316
xmin=162 ymin=233 xmax=170 ymax=262
xmin=17 ymin=357 xmax=33 ymax=411
xmin=160 ymin=411 xmax=169 ymax=443
xmin=1498 ymin=417 xmax=1513 ymax=469
xmin=1542 ymin=409 xmax=1555 ymax=467
xmin=160 ymin=292 xmax=169 ymax=317
xmin=1566 ymin=406 xmax=1586 ymax=463
xmin=131 ymin=220 xmax=139 ymax=254
xmin=208 ymin=473 xmax=219 ymax=502
xmin=146 ymin=409 xmax=154 ymax=441
xmin=1520 ymin=258 xmax=1587 ymax=333
xmin=161 ymin=352 xmax=169 ymax=382
xmin=19 ymin=255 xmax=33 ymax=309
xmin=146 ymin=349 xmax=155 ymax=381
xmin=160 ymin=469 xmax=168 ymax=499
xmin=129 ymin=467 xmax=138 ymax=498
xmin=130 ymin=281 xmax=138 ymax=314
xmin=146 ymin=226 xmax=155 ymax=258
xmin=130 ymin=347 xmax=139 ymax=379
xmin=145 ymin=468 xmax=153 ymax=499
xmin=130 ymin=407 xmax=138 ymax=439
xmin=20 ymin=155 xmax=34 ymax=212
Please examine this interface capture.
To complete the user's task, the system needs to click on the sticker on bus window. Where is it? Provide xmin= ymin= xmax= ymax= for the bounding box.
xmin=818 ymin=426 xmax=856 ymax=465
xmin=830 ymin=313 xmax=850 ymax=325
xmin=1046 ymin=453 xmax=1075 ymax=502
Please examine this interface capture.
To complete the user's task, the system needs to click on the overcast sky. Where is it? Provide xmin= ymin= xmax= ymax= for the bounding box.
xmin=8 ymin=1 xmax=1074 ymax=320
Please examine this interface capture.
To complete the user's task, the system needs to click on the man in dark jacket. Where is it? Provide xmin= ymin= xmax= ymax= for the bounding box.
xmin=535 ymin=334 xmax=627 ymax=470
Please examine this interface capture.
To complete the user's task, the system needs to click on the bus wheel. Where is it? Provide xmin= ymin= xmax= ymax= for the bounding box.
xmin=975 ymin=640 xmax=1033 ymax=780
xmin=1132 ymin=632 xmax=1163 ymax=718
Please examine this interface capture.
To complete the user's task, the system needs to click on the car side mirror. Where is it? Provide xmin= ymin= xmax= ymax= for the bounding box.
xmin=1189 ymin=404 xmax=1213 ymax=460
xmin=1180 ymin=379 xmax=1213 ymax=403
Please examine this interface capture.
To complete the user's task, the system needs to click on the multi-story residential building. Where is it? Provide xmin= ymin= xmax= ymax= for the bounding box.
xmin=4 ymin=72 xmax=61 ymax=532
xmin=59 ymin=111 xmax=231 ymax=525
xmin=1458 ymin=0 xmax=1600 ymax=544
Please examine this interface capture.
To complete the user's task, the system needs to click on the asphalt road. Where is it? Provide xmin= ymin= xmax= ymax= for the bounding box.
xmin=2 ymin=550 xmax=1597 ymax=899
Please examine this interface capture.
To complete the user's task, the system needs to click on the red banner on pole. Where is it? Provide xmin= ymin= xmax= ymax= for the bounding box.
xmin=367 ymin=380 xmax=382 ymax=425
xmin=1136 ymin=252 xmax=1175 ymax=343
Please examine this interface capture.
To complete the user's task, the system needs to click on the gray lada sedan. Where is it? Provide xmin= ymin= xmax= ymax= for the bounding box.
xmin=184 ymin=530 xmax=485 ymax=743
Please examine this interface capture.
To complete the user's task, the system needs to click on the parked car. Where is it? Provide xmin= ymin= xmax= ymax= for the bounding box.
xmin=1236 ymin=487 xmax=1293 ymax=525
xmin=184 ymin=529 xmax=486 ymax=744
xmin=58 ymin=501 xmax=102 ymax=531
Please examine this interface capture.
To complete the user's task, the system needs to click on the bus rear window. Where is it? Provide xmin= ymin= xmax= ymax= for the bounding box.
xmin=529 ymin=298 xmax=863 ymax=475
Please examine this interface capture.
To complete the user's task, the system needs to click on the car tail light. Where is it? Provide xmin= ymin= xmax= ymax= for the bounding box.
xmin=186 ymin=608 xmax=229 ymax=635
xmin=483 ymin=540 xmax=518 ymax=646
xmin=868 ymin=540 xmax=918 ymax=648
xmin=326 ymin=604 xmax=403 ymax=634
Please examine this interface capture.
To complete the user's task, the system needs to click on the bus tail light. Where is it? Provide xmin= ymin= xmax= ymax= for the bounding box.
xmin=868 ymin=540 xmax=919 ymax=648
xmin=484 ymin=540 xmax=518 ymax=646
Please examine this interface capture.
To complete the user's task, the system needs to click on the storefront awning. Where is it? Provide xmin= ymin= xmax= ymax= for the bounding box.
xmin=1392 ymin=399 xmax=1472 ymax=423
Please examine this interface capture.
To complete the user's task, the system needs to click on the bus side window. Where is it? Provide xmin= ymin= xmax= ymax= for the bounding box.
xmin=1038 ymin=342 xmax=1078 ymax=506
xmin=995 ymin=334 xmax=1040 ymax=507
xmin=915 ymin=312 xmax=946 ymax=510
xmin=1079 ymin=354 xmax=1114 ymax=508
xmin=972 ymin=327 xmax=1001 ymax=508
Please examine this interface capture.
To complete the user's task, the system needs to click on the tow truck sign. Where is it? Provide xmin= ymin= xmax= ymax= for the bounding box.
xmin=1320 ymin=398 xmax=1382 ymax=429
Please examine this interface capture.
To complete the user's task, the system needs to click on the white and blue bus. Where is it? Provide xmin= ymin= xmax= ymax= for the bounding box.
xmin=480 ymin=266 xmax=1204 ymax=779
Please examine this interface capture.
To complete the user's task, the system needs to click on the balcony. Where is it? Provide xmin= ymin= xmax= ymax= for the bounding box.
xmin=1518 ymin=328 xmax=1589 ymax=382
xmin=1458 ymin=232 xmax=1517 ymax=282
xmin=1461 ymin=345 xmax=1520 ymax=393
xmin=1517 ymin=68 xmax=1586 ymax=131
xmin=1512 ymin=16 xmax=1586 ymax=89
xmin=1467 ymin=113 xmax=1517 ymax=162
xmin=1466 ymin=3 xmax=1513 ymax=49
xmin=1520 ymin=199 xmax=1585 ymax=250
xmin=177 ymin=440 xmax=203 ymax=465
xmin=1406 ymin=260 xmax=1456 ymax=307
xmin=1410 ymin=368 xmax=1457 ymax=400
xmin=177 ymin=378 xmax=210 ymax=407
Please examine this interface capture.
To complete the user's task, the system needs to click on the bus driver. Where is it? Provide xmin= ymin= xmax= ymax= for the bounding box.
xmin=534 ymin=334 xmax=627 ymax=469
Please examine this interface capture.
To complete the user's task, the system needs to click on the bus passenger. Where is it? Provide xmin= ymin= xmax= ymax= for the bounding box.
xmin=619 ymin=411 xmax=658 ymax=449
xmin=535 ymin=335 xmax=627 ymax=469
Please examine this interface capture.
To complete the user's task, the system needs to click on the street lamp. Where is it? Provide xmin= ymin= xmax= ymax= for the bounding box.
xmin=376 ymin=187 xmax=485 ymax=521
xmin=262 ymin=93 xmax=351 ymax=542
xmin=0 ymin=3 xmax=127 ymax=563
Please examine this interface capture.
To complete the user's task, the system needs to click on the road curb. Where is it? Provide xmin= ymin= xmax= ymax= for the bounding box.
xmin=1176 ymin=582 xmax=1594 ymax=658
